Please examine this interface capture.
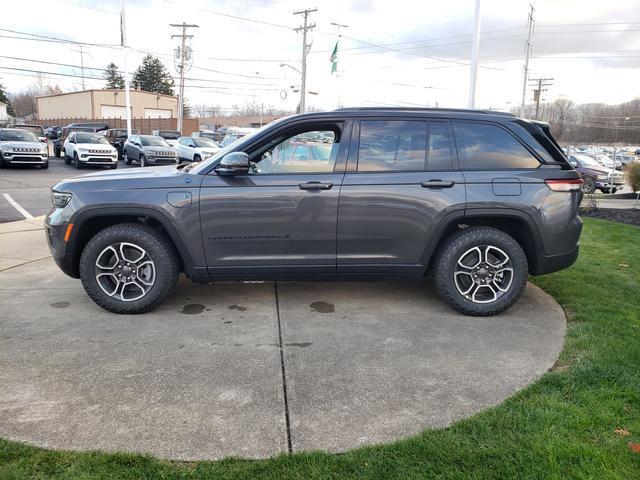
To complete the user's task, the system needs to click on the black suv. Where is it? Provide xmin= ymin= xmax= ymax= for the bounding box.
xmin=45 ymin=108 xmax=583 ymax=315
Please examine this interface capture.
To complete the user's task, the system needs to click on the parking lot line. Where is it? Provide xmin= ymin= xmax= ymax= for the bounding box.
xmin=2 ymin=194 xmax=34 ymax=220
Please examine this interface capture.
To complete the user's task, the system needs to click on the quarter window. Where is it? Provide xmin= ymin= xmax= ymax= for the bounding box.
xmin=358 ymin=121 xmax=426 ymax=172
xmin=453 ymin=122 xmax=540 ymax=169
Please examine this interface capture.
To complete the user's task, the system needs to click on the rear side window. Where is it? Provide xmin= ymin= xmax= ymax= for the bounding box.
xmin=358 ymin=121 xmax=426 ymax=172
xmin=453 ymin=122 xmax=540 ymax=169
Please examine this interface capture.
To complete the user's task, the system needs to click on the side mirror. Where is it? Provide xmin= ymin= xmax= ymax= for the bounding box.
xmin=215 ymin=152 xmax=249 ymax=176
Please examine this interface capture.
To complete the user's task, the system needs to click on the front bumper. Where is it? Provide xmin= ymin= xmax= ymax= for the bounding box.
xmin=44 ymin=214 xmax=77 ymax=278
xmin=2 ymin=153 xmax=48 ymax=164
xmin=77 ymin=154 xmax=118 ymax=165
xmin=148 ymin=156 xmax=179 ymax=165
xmin=595 ymin=180 xmax=625 ymax=188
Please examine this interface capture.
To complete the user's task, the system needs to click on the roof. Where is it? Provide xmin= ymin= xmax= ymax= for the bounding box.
xmin=36 ymin=89 xmax=178 ymax=100
xmin=335 ymin=107 xmax=516 ymax=117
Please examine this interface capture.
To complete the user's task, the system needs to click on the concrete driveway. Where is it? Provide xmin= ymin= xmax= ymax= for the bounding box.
xmin=0 ymin=218 xmax=566 ymax=460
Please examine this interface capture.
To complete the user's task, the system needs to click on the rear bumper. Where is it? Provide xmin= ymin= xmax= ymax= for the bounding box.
xmin=531 ymin=246 xmax=579 ymax=275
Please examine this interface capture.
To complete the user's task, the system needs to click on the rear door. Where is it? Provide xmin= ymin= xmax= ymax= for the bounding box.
xmin=337 ymin=118 xmax=466 ymax=274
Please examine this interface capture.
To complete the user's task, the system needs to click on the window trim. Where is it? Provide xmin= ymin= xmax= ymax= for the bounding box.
xmin=451 ymin=120 xmax=543 ymax=171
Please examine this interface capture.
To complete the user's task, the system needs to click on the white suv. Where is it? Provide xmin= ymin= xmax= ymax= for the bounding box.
xmin=176 ymin=136 xmax=220 ymax=162
xmin=63 ymin=131 xmax=118 ymax=169
xmin=0 ymin=128 xmax=49 ymax=169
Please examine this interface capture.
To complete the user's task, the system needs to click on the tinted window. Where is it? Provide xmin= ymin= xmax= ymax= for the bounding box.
xmin=427 ymin=121 xmax=453 ymax=170
xmin=358 ymin=121 xmax=426 ymax=172
xmin=453 ymin=122 xmax=540 ymax=169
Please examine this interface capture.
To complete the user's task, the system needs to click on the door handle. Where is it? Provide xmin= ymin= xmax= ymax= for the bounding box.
xmin=298 ymin=182 xmax=333 ymax=191
xmin=420 ymin=180 xmax=455 ymax=189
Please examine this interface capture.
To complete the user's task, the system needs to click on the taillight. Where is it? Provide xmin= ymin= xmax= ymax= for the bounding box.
xmin=545 ymin=179 xmax=584 ymax=192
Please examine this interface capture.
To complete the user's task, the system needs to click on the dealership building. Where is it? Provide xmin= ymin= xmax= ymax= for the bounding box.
xmin=36 ymin=89 xmax=178 ymax=120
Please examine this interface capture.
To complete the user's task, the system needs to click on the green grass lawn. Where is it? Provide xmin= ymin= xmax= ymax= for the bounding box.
xmin=1 ymin=217 xmax=639 ymax=479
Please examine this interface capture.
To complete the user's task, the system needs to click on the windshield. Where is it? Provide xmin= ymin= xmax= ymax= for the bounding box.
xmin=158 ymin=131 xmax=180 ymax=140
xmin=193 ymin=137 xmax=218 ymax=147
xmin=142 ymin=136 xmax=170 ymax=147
xmin=116 ymin=129 xmax=138 ymax=138
xmin=17 ymin=126 xmax=44 ymax=136
xmin=0 ymin=130 xmax=39 ymax=142
xmin=573 ymin=155 xmax=600 ymax=167
xmin=76 ymin=133 xmax=109 ymax=144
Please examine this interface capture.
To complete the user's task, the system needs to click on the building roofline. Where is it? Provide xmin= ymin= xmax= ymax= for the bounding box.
xmin=36 ymin=89 xmax=178 ymax=100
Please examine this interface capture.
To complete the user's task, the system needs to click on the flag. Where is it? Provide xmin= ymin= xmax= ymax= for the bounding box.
xmin=330 ymin=41 xmax=338 ymax=74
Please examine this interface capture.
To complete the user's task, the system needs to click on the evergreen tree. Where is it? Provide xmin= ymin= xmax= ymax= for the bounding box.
xmin=104 ymin=63 xmax=125 ymax=89
xmin=131 ymin=55 xmax=175 ymax=96
xmin=0 ymin=83 xmax=15 ymax=117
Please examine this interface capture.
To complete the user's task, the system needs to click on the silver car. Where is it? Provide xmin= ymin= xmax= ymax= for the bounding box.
xmin=0 ymin=128 xmax=49 ymax=169
xmin=122 ymin=134 xmax=179 ymax=167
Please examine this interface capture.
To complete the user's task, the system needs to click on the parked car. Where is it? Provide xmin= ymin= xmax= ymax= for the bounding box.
xmin=612 ymin=154 xmax=638 ymax=169
xmin=54 ymin=123 xmax=109 ymax=157
xmin=594 ymin=154 xmax=622 ymax=170
xmin=45 ymin=126 xmax=61 ymax=139
xmin=0 ymin=128 xmax=49 ymax=168
xmin=220 ymin=127 xmax=257 ymax=147
xmin=63 ymin=132 xmax=118 ymax=169
xmin=176 ymin=136 xmax=220 ymax=162
xmin=191 ymin=130 xmax=223 ymax=143
xmin=105 ymin=128 xmax=140 ymax=159
xmin=46 ymin=107 xmax=584 ymax=316
xmin=13 ymin=124 xmax=47 ymax=144
xmin=569 ymin=154 xmax=625 ymax=193
xmin=150 ymin=130 xmax=181 ymax=147
xmin=122 ymin=134 xmax=179 ymax=166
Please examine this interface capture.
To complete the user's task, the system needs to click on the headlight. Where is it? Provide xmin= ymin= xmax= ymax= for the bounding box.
xmin=596 ymin=174 xmax=608 ymax=180
xmin=51 ymin=191 xmax=73 ymax=208
xmin=78 ymin=148 xmax=88 ymax=153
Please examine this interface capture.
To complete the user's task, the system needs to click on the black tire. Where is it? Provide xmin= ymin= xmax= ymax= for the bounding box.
xmin=79 ymin=223 xmax=179 ymax=314
xmin=124 ymin=150 xmax=131 ymax=165
xmin=432 ymin=227 xmax=528 ymax=316
xmin=583 ymin=177 xmax=596 ymax=194
xmin=54 ymin=147 xmax=61 ymax=158
xmin=41 ymin=162 xmax=49 ymax=169
xmin=194 ymin=154 xmax=201 ymax=163
xmin=600 ymin=187 xmax=617 ymax=194
xmin=110 ymin=164 xmax=118 ymax=169
xmin=73 ymin=152 xmax=81 ymax=169
xmin=140 ymin=154 xmax=147 ymax=167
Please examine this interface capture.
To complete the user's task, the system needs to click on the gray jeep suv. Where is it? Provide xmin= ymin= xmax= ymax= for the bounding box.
xmin=45 ymin=108 xmax=583 ymax=315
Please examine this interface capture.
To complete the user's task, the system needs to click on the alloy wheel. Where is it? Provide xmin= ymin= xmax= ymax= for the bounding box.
xmin=453 ymin=245 xmax=514 ymax=304
xmin=94 ymin=242 xmax=156 ymax=302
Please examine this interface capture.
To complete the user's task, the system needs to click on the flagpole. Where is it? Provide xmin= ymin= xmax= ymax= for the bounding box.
xmin=331 ymin=22 xmax=348 ymax=108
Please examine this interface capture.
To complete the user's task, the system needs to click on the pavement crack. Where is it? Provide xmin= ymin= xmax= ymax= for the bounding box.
xmin=274 ymin=281 xmax=293 ymax=454
xmin=0 ymin=255 xmax=51 ymax=273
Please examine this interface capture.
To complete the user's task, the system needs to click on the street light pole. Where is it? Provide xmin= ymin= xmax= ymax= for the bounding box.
xmin=468 ymin=0 xmax=482 ymax=109
xmin=120 ymin=0 xmax=132 ymax=136
xmin=293 ymin=8 xmax=317 ymax=114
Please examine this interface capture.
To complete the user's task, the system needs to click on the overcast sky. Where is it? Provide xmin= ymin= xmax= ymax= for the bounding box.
xmin=1 ymin=0 xmax=639 ymax=113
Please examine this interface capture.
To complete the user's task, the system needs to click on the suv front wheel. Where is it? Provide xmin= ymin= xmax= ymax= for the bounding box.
xmin=79 ymin=223 xmax=179 ymax=314
xmin=433 ymin=227 xmax=528 ymax=316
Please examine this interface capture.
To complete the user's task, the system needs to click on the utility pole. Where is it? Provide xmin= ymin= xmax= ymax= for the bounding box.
xmin=331 ymin=22 xmax=348 ymax=108
xmin=170 ymin=22 xmax=198 ymax=133
xmin=120 ymin=0 xmax=132 ymax=136
xmin=521 ymin=2 xmax=535 ymax=112
xmin=468 ymin=0 xmax=482 ymax=109
xmin=293 ymin=8 xmax=316 ymax=114
xmin=529 ymin=77 xmax=553 ymax=119
xmin=76 ymin=45 xmax=86 ymax=90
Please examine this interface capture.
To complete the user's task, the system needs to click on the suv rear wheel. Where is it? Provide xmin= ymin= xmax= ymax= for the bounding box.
xmin=433 ymin=227 xmax=528 ymax=316
xmin=79 ymin=223 xmax=179 ymax=314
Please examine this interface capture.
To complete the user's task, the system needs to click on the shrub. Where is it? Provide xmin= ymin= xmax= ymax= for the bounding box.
xmin=626 ymin=162 xmax=640 ymax=193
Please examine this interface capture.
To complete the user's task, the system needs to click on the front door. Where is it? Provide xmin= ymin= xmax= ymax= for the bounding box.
xmin=337 ymin=119 xmax=466 ymax=274
xmin=199 ymin=121 xmax=350 ymax=276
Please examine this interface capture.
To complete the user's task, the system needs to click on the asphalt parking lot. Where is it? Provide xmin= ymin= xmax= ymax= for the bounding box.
xmin=0 ymin=217 xmax=567 ymax=460
xmin=0 ymin=152 xmax=141 ymax=223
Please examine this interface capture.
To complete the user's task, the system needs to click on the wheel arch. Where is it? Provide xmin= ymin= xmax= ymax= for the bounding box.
xmin=68 ymin=207 xmax=196 ymax=278
xmin=422 ymin=208 xmax=544 ymax=275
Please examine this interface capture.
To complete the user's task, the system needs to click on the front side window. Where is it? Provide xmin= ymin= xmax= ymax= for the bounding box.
xmin=358 ymin=121 xmax=426 ymax=172
xmin=453 ymin=122 xmax=540 ymax=169
xmin=249 ymin=129 xmax=339 ymax=174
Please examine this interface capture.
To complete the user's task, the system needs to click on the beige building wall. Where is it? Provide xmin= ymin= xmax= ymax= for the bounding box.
xmin=36 ymin=90 xmax=178 ymax=119
xmin=37 ymin=91 xmax=93 ymax=119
